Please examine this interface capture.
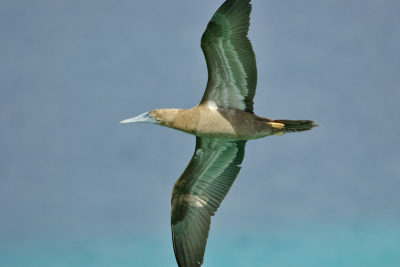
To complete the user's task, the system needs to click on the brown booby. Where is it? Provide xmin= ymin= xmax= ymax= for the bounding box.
xmin=121 ymin=0 xmax=319 ymax=266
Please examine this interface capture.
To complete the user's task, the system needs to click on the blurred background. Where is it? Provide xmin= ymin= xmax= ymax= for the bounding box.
xmin=1 ymin=0 xmax=399 ymax=266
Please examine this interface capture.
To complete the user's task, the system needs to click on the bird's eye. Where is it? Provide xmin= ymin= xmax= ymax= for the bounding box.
xmin=145 ymin=113 xmax=151 ymax=118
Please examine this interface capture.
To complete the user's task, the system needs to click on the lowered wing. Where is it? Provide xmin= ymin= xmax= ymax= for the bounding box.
xmin=171 ymin=137 xmax=247 ymax=267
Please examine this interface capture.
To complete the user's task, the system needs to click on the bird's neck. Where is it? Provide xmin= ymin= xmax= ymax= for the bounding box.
xmin=153 ymin=108 xmax=200 ymax=135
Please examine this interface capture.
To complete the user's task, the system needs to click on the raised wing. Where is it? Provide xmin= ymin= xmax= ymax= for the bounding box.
xmin=171 ymin=137 xmax=247 ymax=267
xmin=200 ymin=0 xmax=257 ymax=113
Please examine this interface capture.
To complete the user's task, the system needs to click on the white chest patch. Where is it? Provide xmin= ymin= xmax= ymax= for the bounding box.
xmin=205 ymin=101 xmax=219 ymax=111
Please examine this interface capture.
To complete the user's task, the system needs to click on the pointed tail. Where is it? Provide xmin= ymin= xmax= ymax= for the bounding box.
xmin=274 ymin=119 xmax=320 ymax=133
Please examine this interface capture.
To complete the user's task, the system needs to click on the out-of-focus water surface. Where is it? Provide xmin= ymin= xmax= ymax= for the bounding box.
xmin=2 ymin=223 xmax=399 ymax=267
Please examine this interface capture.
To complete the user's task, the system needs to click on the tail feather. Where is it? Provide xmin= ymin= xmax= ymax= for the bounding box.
xmin=274 ymin=119 xmax=320 ymax=133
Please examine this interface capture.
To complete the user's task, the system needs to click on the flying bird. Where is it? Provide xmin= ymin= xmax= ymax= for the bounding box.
xmin=121 ymin=0 xmax=318 ymax=266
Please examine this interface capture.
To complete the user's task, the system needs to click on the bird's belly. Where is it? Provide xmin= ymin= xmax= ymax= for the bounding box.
xmin=194 ymin=127 xmax=276 ymax=140
xmin=172 ymin=108 xmax=283 ymax=140
xmin=194 ymin=118 xmax=279 ymax=140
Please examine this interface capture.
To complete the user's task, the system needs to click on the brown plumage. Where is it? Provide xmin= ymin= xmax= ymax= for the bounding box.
xmin=149 ymin=106 xmax=317 ymax=140
xmin=121 ymin=0 xmax=318 ymax=266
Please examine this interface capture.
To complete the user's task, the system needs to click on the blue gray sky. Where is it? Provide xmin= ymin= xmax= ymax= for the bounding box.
xmin=1 ymin=0 xmax=400 ymax=265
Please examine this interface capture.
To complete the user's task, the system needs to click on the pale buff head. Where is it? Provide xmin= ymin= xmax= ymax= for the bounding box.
xmin=120 ymin=109 xmax=181 ymax=127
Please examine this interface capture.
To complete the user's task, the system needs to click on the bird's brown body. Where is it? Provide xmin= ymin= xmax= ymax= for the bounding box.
xmin=151 ymin=104 xmax=315 ymax=140
xmin=121 ymin=0 xmax=318 ymax=266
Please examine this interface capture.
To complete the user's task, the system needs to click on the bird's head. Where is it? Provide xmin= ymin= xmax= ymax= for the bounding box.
xmin=120 ymin=111 xmax=159 ymax=125
xmin=120 ymin=109 xmax=181 ymax=126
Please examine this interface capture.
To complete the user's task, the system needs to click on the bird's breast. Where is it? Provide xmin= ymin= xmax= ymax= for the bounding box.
xmin=169 ymin=107 xmax=279 ymax=140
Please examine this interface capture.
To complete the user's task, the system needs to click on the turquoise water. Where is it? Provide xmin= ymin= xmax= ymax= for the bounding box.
xmin=2 ymin=224 xmax=399 ymax=267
